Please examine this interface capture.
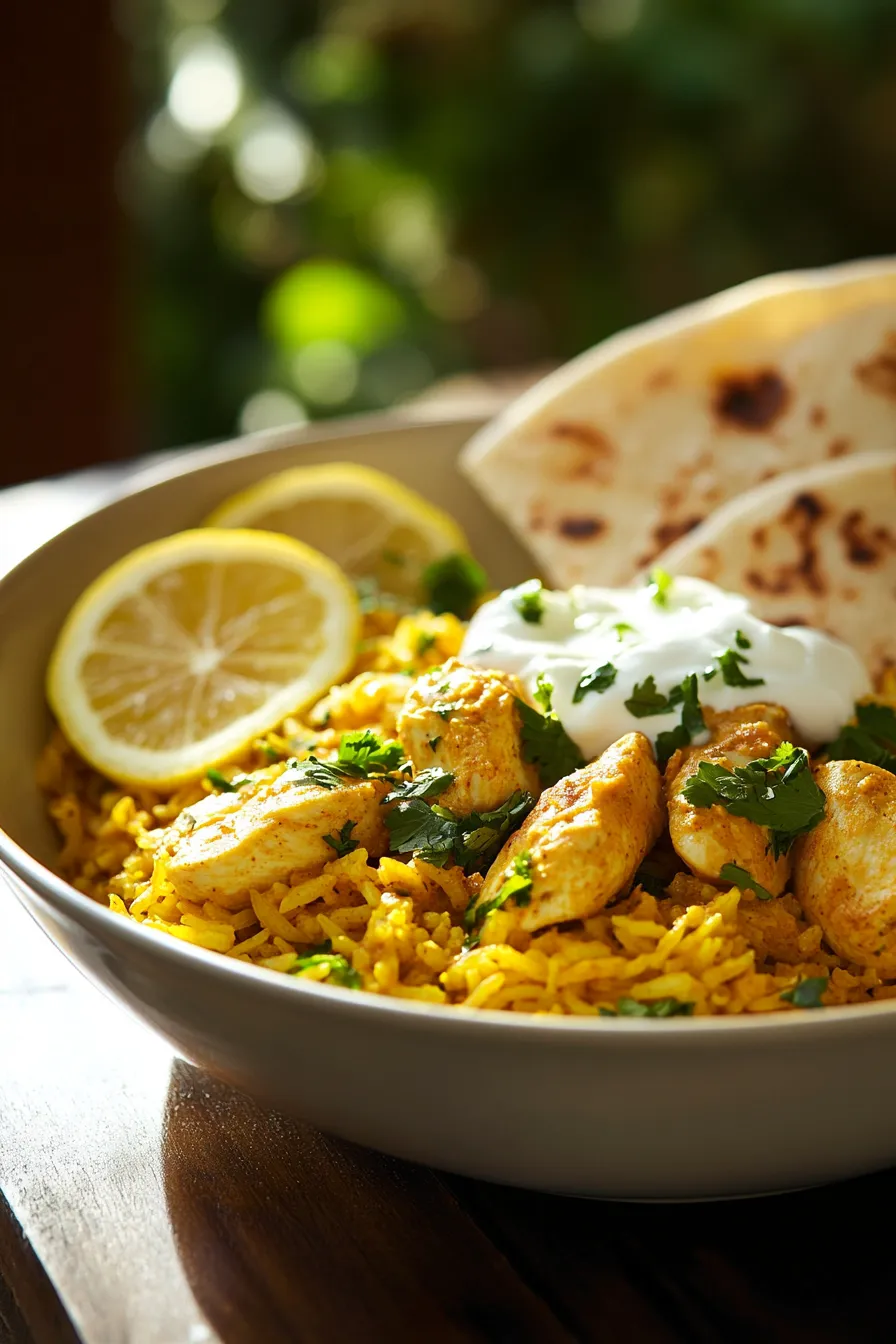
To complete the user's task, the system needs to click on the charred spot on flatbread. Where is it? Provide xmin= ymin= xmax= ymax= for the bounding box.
xmin=712 ymin=369 xmax=789 ymax=431
xmin=557 ymin=516 xmax=605 ymax=541
xmin=854 ymin=332 xmax=896 ymax=399
xmin=828 ymin=437 xmax=851 ymax=458
xmin=839 ymin=509 xmax=896 ymax=568
xmin=550 ymin=421 xmax=616 ymax=483
xmin=652 ymin=517 xmax=702 ymax=550
xmin=809 ymin=405 xmax=827 ymax=428
xmin=745 ymin=491 xmax=828 ymax=597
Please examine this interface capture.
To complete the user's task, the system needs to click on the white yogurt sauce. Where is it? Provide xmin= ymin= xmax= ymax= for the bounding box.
xmin=460 ymin=576 xmax=870 ymax=760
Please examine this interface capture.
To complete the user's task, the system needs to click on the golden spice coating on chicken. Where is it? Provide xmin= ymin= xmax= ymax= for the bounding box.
xmin=157 ymin=770 xmax=389 ymax=902
xmin=397 ymin=657 xmax=540 ymax=814
xmin=794 ymin=760 xmax=896 ymax=973
xmin=666 ymin=703 xmax=794 ymax=896
xmin=476 ymin=732 xmax=665 ymax=933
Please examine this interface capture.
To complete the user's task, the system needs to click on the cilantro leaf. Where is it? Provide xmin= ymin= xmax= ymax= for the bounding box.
xmin=382 ymin=767 xmax=454 ymax=804
xmin=714 ymin=648 xmax=765 ymax=689
xmin=624 ymin=675 xmax=676 ymax=718
xmin=323 ymin=820 xmax=359 ymax=858
xmin=655 ymin=673 xmax=705 ymax=769
xmin=284 ymin=730 xmax=407 ymax=790
xmin=600 ymin=997 xmax=694 ymax=1018
xmin=385 ymin=790 xmax=534 ymax=873
xmin=647 ymin=568 xmax=673 ymax=607
xmin=683 ymin=743 xmax=825 ymax=858
xmin=573 ymin=661 xmax=617 ymax=704
xmin=515 ymin=675 xmax=585 ymax=787
xmin=614 ymin=622 xmax=636 ymax=639
xmin=421 ymin=552 xmax=488 ymax=619
xmin=335 ymin=729 xmax=406 ymax=776
xmin=513 ymin=579 xmax=545 ymax=625
xmin=384 ymin=799 xmax=458 ymax=866
xmin=735 ymin=629 xmax=752 ymax=649
xmin=825 ymin=702 xmax=896 ymax=775
xmin=464 ymin=851 xmax=534 ymax=948
xmin=780 ymin=976 xmax=828 ymax=1009
xmin=454 ymin=792 xmax=535 ymax=872
xmin=206 ymin=768 xmax=252 ymax=792
xmin=719 ymin=862 xmax=775 ymax=902
xmin=415 ymin=631 xmax=437 ymax=656
xmin=289 ymin=952 xmax=362 ymax=989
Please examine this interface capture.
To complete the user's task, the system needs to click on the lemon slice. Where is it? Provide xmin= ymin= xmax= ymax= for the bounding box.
xmin=47 ymin=529 xmax=359 ymax=787
xmin=206 ymin=463 xmax=468 ymax=603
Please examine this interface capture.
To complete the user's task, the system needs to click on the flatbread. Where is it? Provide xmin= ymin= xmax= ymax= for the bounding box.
xmin=461 ymin=258 xmax=896 ymax=587
xmin=652 ymin=450 xmax=896 ymax=682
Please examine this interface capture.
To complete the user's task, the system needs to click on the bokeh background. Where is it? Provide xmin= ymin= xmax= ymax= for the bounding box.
xmin=5 ymin=0 xmax=896 ymax=484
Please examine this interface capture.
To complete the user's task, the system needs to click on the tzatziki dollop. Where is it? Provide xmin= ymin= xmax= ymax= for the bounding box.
xmin=460 ymin=575 xmax=870 ymax=760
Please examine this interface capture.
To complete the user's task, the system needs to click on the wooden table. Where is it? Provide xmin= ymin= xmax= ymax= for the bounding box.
xmin=1 ymin=461 xmax=893 ymax=1344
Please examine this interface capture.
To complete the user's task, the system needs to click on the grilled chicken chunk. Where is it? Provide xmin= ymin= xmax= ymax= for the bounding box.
xmin=475 ymin=731 xmax=665 ymax=933
xmin=794 ymin=759 xmax=896 ymax=973
xmin=397 ymin=658 xmax=540 ymax=814
xmin=666 ymin=703 xmax=794 ymax=897
xmin=157 ymin=769 xmax=389 ymax=902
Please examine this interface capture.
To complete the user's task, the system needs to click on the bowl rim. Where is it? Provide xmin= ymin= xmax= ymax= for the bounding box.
xmin=2 ymin=410 xmax=894 ymax=1042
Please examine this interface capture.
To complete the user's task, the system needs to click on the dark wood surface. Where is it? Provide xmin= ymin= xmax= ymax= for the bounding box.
xmin=1 ymin=466 xmax=894 ymax=1344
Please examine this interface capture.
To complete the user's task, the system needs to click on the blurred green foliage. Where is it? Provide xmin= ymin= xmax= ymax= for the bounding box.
xmin=121 ymin=0 xmax=896 ymax=448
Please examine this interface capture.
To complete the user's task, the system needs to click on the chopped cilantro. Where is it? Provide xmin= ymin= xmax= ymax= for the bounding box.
xmin=415 ymin=631 xmax=437 ymax=656
xmin=513 ymin=579 xmax=545 ymax=625
xmin=624 ymin=675 xmax=676 ymax=718
xmin=464 ymin=851 xmax=534 ymax=947
xmin=290 ymin=952 xmax=361 ymax=990
xmin=647 ymin=568 xmax=673 ymax=607
xmin=714 ymin=648 xmax=765 ymax=689
xmin=600 ymin=997 xmax=694 ymax=1018
xmin=683 ymin=743 xmax=825 ymax=858
xmin=515 ymin=674 xmax=585 ymax=787
xmin=735 ymin=629 xmax=752 ymax=650
xmin=654 ymin=674 xmax=705 ymax=769
xmin=780 ymin=976 xmax=828 ymax=1009
xmin=719 ymin=862 xmax=775 ymax=902
xmin=573 ymin=661 xmax=617 ymax=704
xmin=421 ymin=552 xmax=488 ymax=620
xmin=323 ymin=820 xmax=359 ymax=858
xmin=206 ymin=768 xmax=252 ymax=792
xmin=382 ymin=767 xmax=454 ymax=804
xmin=335 ymin=729 xmax=406 ymax=776
xmin=825 ymin=702 xmax=896 ymax=775
xmin=614 ymin=622 xmax=636 ymax=639
xmin=285 ymin=729 xmax=406 ymax=790
xmin=385 ymin=790 xmax=534 ymax=874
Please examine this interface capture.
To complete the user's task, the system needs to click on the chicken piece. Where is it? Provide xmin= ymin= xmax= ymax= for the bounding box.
xmin=475 ymin=732 xmax=665 ymax=933
xmin=793 ymin=760 xmax=896 ymax=972
xmin=666 ymin=703 xmax=795 ymax=897
xmin=156 ymin=770 xmax=389 ymax=902
xmin=397 ymin=658 xmax=540 ymax=814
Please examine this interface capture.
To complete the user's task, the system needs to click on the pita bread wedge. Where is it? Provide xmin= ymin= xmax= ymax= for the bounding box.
xmin=461 ymin=258 xmax=896 ymax=588
xmin=652 ymin=450 xmax=896 ymax=683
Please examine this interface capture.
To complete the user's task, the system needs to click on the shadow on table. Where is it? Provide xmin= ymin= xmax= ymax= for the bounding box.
xmin=162 ymin=1059 xmax=892 ymax=1344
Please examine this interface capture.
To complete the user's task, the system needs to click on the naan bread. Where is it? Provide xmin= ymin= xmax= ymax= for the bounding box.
xmin=461 ymin=258 xmax=896 ymax=587
xmin=653 ymin=451 xmax=896 ymax=683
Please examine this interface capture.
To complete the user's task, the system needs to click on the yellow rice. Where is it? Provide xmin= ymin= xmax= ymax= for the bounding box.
xmin=37 ymin=610 xmax=896 ymax=1015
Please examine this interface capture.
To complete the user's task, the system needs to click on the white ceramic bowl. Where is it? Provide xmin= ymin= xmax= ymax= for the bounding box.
xmin=3 ymin=412 xmax=896 ymax=1200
